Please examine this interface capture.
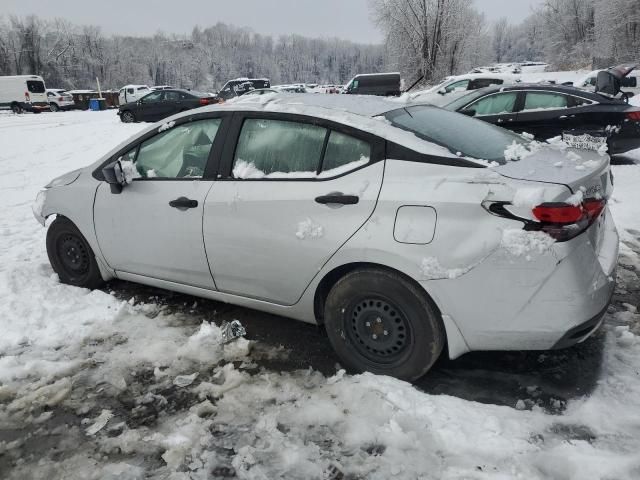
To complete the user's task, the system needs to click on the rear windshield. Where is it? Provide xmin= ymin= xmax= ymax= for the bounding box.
xmin=383 ymin=105 xmax=527 ymax=164
xmin=27 ymin=81 xmax=45 ymax=93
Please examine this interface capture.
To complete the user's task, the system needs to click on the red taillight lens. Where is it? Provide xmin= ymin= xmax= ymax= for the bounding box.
xmin=199 ymin=98 xmax=210 ymax=106
xmin=533 ymin=203 xmax=583 ymax=224
xmin=58 ymin=97 xmax=64 ymax=101
xmin=531 ymin=198 xmax=606 ymax=241
xmin=626 ymin=111 xmax=640 ymax=121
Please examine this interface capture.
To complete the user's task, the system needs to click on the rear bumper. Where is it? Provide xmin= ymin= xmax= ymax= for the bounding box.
xmin=551 ymin=301 xmax=609 ymax=349
xmin=609 ymin=126 xmax=640 ymax=154
xmin=426 ymin=209 xmax=619 ymax=353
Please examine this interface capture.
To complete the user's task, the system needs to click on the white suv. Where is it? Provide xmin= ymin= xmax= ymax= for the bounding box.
xmin=46 ymin=89 xmax=75 ymax=112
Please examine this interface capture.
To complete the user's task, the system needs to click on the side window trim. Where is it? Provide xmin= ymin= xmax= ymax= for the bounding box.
xmin=218 ymin=111 xmax=383 ymax=182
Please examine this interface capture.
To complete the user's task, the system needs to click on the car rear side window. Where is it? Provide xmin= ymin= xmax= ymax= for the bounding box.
xmin=27 ymin=81 xmax=45 ymax=93
xmin=523 ymin=92 xmax=568 ymax=111
xmin=232 ymin=119 xmax=327 ymax=179
xmin=133 ymin=119 xmax=221 ymax=179
xmin=468 ymin=92 xmax=518 ymax=116
xmin=322 ymin=131 xmax=371 ymax=175
xmin=165 ymin=91 xmax=180 ymax=101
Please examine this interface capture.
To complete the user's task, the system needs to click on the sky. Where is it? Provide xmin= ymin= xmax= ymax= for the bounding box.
xmin=1 ymin=0 xmax=543 ymax=44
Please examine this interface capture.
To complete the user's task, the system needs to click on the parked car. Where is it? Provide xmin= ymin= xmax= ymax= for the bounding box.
xmin=0 ymin=75 xmax=49 ymax=113
xmin=33 ymin=95 xmax=617 ymax=381
xmin=576 ymin=66 xmax=640 ymax=97
xmin=118 ymin=89 xmax=217 ymax=123
xmin=239 ymin=88 xmax=280 ymax=97
xmin=46 ymin=89 xmax=75 ymax=111
xmin=343 ymin=72 xmax=401 ymax=96
xmin=217 ymin=78 xmax=271 ymax=101
xmin=410 ymin=73 xmax=521 ymax=102
xmin=118 ymin=85 xmax=152 ymax=105
xmin=438 ymin=83 xmax=640 ymax=155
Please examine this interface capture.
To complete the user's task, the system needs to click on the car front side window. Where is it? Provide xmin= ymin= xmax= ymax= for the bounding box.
xmin=142 ymin=92 xmax=163 ymax=103
xmin=468 ymin=92 xmax=518 ymax=116
xmin=232 ymin=119 xmax=327 ymax=179
xmin=130 ymin=119 xmax=221 ymax=179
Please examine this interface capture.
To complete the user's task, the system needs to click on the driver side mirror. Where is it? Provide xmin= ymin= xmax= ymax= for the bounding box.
xmin=438 ymin=88 xmax=447 ymax=95
xmin=102 ymin=160 xmax=126 ymax=194
xmin=460 ymin=108 xmax=476 ymax=117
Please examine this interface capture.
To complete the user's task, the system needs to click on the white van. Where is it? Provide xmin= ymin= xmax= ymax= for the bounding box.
xmin=0 ymin=75 xmax=49 ymax=113
xmin=118 ymin=85 xmax=152 ymax=105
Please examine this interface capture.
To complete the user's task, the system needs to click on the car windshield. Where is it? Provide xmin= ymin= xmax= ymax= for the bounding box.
xmin=382 ymin=105 xmax=528 ymax=164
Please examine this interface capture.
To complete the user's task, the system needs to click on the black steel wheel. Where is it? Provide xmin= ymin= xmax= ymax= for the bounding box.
xmin=121 ymin=111 xmax=135 ymax=123
xmin=46 ymin=217 xmax=104 ymax=289
xmin=324 ymin=268 xmax=445 ymax=381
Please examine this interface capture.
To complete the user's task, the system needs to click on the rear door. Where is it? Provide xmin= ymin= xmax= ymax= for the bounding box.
xmin=512 ymin=90 xmax=574 ymax=139
xmin=203 ymin=113 xmax=385 ymax=305
xmin=94 ymin=115 xmax=227 ymax=288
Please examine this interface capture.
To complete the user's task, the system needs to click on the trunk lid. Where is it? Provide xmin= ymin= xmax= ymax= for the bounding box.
xmin=596 ymin=63 xmax=638 ymax=97
xmin=495 ymin=144 xmax=612 ymax=201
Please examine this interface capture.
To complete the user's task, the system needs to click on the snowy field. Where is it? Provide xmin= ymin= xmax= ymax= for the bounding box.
xmin=1 ymin=110 xmax=640 ymax=479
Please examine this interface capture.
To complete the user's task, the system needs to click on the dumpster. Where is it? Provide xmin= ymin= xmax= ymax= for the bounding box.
xmin=89 ymin=98 xmax=107 ymax=111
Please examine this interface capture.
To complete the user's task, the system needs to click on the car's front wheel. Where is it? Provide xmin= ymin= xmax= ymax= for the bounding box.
xmin=50 ymin=103 xmax=60 ymax=112
xmin=120 ymin=111 xmax=135 ymax=123
xmin=324 ymin=268 xmax=445 ymax=381
xmin=11 ymin=104 xmax=23 ymax=114
xmin=46 ymin=217 xmax=104 ymax=289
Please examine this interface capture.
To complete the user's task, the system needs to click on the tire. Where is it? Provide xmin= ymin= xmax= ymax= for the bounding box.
xmin=46 ymin=217 xmax=104 ymax=289
xmin=11 ymin=104 xmax=23 ymax=114
xmin=324 ymin=268 xmax=445 ymax=381
xmin=50 ymin=103 xmax=60 ymax=112
xmin=120 ymin=111 xmax=135 ymax=123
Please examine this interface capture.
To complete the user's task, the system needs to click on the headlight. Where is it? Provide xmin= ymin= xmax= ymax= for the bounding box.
xmin=32 ymin=190 xmax=47 ymax=226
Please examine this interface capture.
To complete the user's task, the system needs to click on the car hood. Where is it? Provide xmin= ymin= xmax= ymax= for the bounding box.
xmin=494 ymin=144 xmax=611 ymax=199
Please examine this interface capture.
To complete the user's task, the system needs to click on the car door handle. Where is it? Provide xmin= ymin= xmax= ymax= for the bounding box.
xmin=169 ymin=197 xmax=198 ymax=210
xmin=315 ymin=194 xmax=359 ymax=205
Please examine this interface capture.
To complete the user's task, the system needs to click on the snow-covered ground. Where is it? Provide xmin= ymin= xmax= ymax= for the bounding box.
xmin=1 ymin=110 xmax=640 ymax=479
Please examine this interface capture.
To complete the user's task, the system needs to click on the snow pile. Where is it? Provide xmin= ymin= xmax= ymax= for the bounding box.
xmin=296 ymin=218 xmax=324 ymax=240
xmin=421 ymin=257 xmax=470 ymax=280
xmin=512 ymin=187 xmax=545 ymax=209
xmin=501 ymin=229 xmax=556 ymax=257
xmin=233 ymin=158 xmax=369 ymax=180
xmin=505 ymin=141 xmax=534 ymax=161
xmin=158 ymin=120 xmax=175 ymax=132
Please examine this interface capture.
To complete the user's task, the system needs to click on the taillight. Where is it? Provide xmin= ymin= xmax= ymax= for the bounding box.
xmin=533 ymin=203 xmax=582 ymax=224
xmin=531 ymin=198 xmax=606 ymax=241
xmin=626 ymin=111 xmax=640 ymax=121
xmin=199 ymin=98 xmax=210 ymax=106
xmin=58 ymin=97 xmax=64 ymax=101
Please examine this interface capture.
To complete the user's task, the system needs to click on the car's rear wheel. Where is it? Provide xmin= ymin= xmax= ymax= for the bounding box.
xmin=324 ymin=268 xmax=445 ymax=381
xmin=50 ymin=103 xmax=60 ymax=112
xmin=121 ymin=111 xmax=135 ymax=123
xmin=11 ymin=104 xmax=22 ymax=114
xmin=46 ymin=217 xmax=104 ymax=289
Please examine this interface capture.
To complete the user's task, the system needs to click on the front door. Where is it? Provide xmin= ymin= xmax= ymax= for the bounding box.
xmin=465 ymin=91 xmax=520 ymax=128
xmin=203 ymin=115 xmax=384 ymax=305
xmin=94 ymin=117 xmax=223 ymax=288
